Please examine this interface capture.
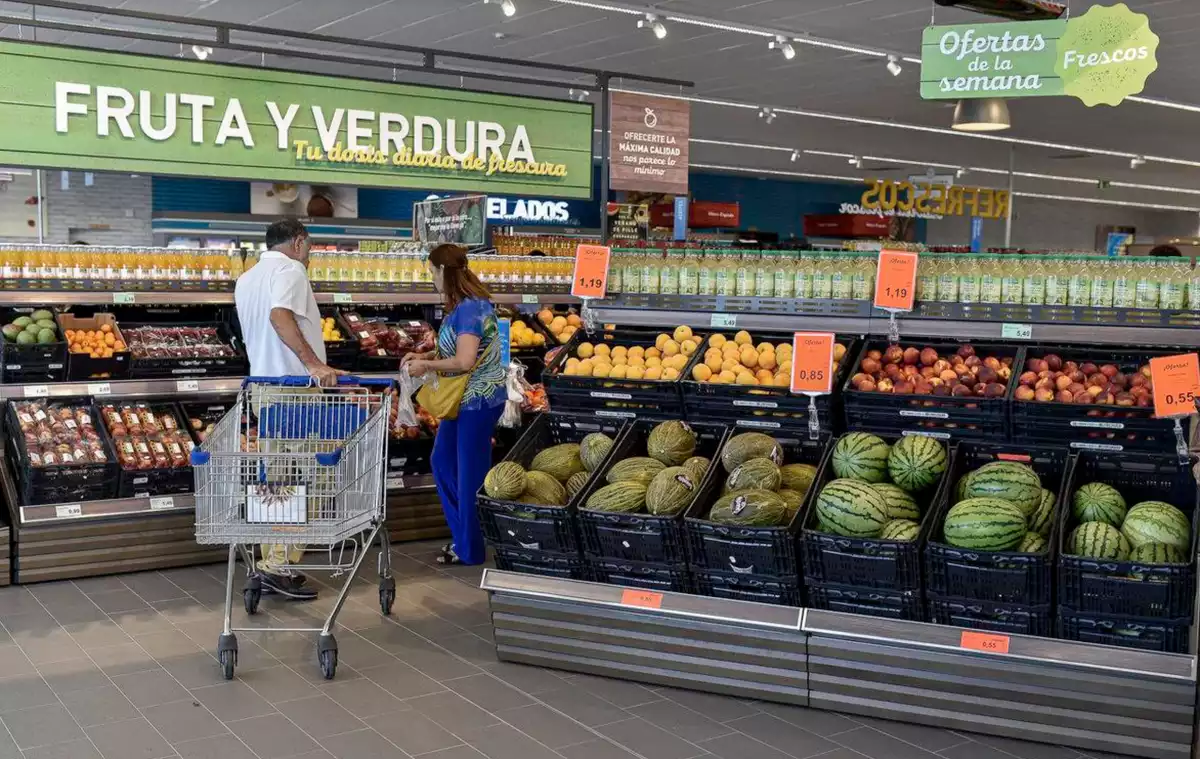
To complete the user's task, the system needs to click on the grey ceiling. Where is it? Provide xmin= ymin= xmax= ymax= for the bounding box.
xmin=2 ymin=0 xmax=1199 ymax=212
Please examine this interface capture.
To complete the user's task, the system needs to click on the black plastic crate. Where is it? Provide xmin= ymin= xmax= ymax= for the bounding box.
xmin=5 ymin=397 xmax=118 ymax=506
xmin=1057 ymin=451 xmax=1198 ymax=619
xmin=576 ymin=419 xmax=729 ymax=564
xmin=801 ymin=432 xmax=951 ymax=591
xmin=1010 ymin=345 xmax=1184 ymax=454
xmin=1057 ymin=608 xmax=1190 ymax=654
xmin=927 ymin=595 xmax=1053 ymax=637
xmin=57 ymin=312 xmax=132 ymax=381
xmin=179 ymin=400 xmax=234 ymax=446
xmin=684 ymin=431 xmax=830 ymax=578
xmin=842 ymin=339 xmax=1022 ymax=442
xmin=387 ymin=435 xmax=435 ymax=477
xmin=478 ymin=412 xmax=628 ymax=553
xmin=124 ymin=322 xmax=247 ymax=379
xmin=925 ymin=442 xmax=1071 ymax=605
xmin=493 ymin=546 xmax=591 ymax=581
xmin=1 ymin=307 xmax=68 ymax=383
xmin=320 ymin=308 xmax=359 ymax=371
xmin=693 ymin=568 xmax=801 ymax=606
xmin=588 ymin=557 xmax=691 ymax=593
xmin=805 ymin=581 xmax=923 ymax=621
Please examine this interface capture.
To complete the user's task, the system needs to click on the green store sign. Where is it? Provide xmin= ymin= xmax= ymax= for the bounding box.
xmin=920 ymin=2 xmax=1158 ymax=106
xmin=0 ymin=40 xmax=595 ymax=198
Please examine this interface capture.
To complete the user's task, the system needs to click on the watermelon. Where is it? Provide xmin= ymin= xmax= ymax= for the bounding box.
xmin=721 ymin=432 xmax=783 ymax=472
xmin=1072 ymin=482 xmax=1127 ymax=527
xmin=483 ymin=462 xmax=526 ymax=500
xmin=777 ymin=489 xmax=805 ymax=521
xmin=565 ymin=471 xmax=590 ymax=499
xmin=831 ymin=432 xmax=890 ymax=483
xmin=530 ymin=443 xmax=583 ymax=482
xmin=522 ymin=471 xmax=567 ymax=506
xmin=606 ymin=457 xmax=666 ymax=486
xmin=725 ymin=458 xmax=781 ymax=493
xmin=1129 ymin=542 xmax=1186 ymax=565
xmin=779 ymin=463 xmax=818 ymax=494
xmin=708 ymin=490 xmax=788 ymax=527
xmin=585 ymin=482 xmax=648 ymax=513
xmin=887 ymin=435 xmax=947 ymax=493
xmin=580 ymin=433 xmax=614 ymax=473
xmin=880 ymin=519 xmax=920 ymax=542
xmin=870 ymin=483 xmax=920 ymax=521
xmin=1028 ymin=489 xmax=1055 ymax=537
xmin=961 ymin=461 xmax=1041 ymax=516
xmin=955 ymin=471 xmax=975 ymax=502
xmin=815 ymin=478 xmax=889 ymax=537
xmin=1121 ymin=501 xmax=1191 ymax=551
xmin=1070 ymin=521 xmax=1130 ymax=560
xmin=647 ymin=421 xmax=697 ymax=466
xmin=682 ymin=456 xmax=711 ymax=482
xmin=645 ymin=467 xmax=697 ymax=516
xmin=1017 ymin=532 xmax=1046 ymax=553
xmin=942 ymin=498 xmax=1026 ymax=551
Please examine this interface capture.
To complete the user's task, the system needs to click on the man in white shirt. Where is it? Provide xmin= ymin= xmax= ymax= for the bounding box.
xmin=235 ymin=219 xmax=340 ymax=600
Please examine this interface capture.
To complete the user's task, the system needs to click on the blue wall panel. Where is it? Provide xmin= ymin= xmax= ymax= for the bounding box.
xmin=152 ymin=177 xmax=251 ymax=214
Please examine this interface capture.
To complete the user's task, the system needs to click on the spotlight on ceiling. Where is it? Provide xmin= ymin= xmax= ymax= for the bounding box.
xmin=191 ymin=45 xmax=213 ymax=60
xmin=1130 ymin=156 xmax=1146 ymax=169
xmin=637 ymin=13 xmax=667 ymax=39
xmin=848 ymin=156 xmax=864 ymax=169
xmin=956 ymin=167 xmax=968 ymax=179
xmin=790 ymin=149 xmax=799 ymax=162
xmin=568 ymin=88 xmax=590 ymax=102
xmin=951 ymin=98 xmax=1011 ymax=132
xmin=484 ymin=0 xmax=517 ymax=16
xmin=769 ymin=35 xmax=796 ymax=61
xmin=886 ymin=55 xmax=902 ymax=76
xmin=758 ymin=107 xmax=776 ymax=124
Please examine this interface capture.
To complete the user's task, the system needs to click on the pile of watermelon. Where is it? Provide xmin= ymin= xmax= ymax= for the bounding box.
xmin=483 ymin=428 xmax=619 ymax=509
xmin=942 ymin=459 xmax=1051 ymax=552
xmin=699 ymin=432 xmax=819 ymax=528
xmin=813 ymin=433 xmax=948 ymax=541
xmin=1066 ymin=481 xmax=1190 ymax=569
xmin=584 ymin=421 xmax=707 ymax=517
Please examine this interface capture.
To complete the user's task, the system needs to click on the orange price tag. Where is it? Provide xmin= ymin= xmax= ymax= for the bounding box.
xmin=1150 ymin=353 xmax=1200 ymax=419
xmin=874 ymin=250 xmax=919 ymax=312
xmin=960 ymin=630 xmax=1010 ymax=654
xmin=571 ymin=244 xmax=612 ymax=299
xmin=620 ymin=589 xmax=663 ymax=609
xmin=790 ymin=332 xmax=835 ymax=395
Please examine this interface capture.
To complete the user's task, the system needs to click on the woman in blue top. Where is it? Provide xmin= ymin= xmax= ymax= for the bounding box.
xmin=404 ymin=244 xmax=504 ymax=565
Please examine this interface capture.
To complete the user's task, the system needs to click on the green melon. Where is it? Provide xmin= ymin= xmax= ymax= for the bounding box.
xmin=942 ymin=497 xmax=1026 ymax=551
xmin=1017 ymin=532 xmax=1047 ymax=553
xmin=720 ymin=432 xmax=783 ymax=472
xmin=647 ymin=421 xmax=697 ymax=466
xmin=565 ymin=471 xmax=590 ymax=499
xmin=585 ymin=481 xmax=648 ymax=513
xmin=708 ymin=489 xmax=788 ymax=527
xmin=645 ymin=467 xmax=697 ymax=516
xmin=1129 ymin=542 xmax=1186 ymax=565
xmin=955 ymin=471 xmax=975 ymax=502
xmin=870 ymin=483 xmax=920 ymax=521
xmin=831 ymin=432 xmax=890 ymax=483
xmin=1028 ymin=488 xmax=1055 ymax=537
xmin=682 ymin=456 xmax=711 ymax=482
xmin=483 ymin=462 xmax=527 ymax=500
xmin=607 ymin=457 xmax=666 ymax=486
xmin=522 ymin=471 xmax=567 ymax=506
xmin=580 ymin=433 xmax=614 ymax=473
xmin=1072 ymin=482 xmax=1127 ymax=527
xmin=880 ymin=519 xmax=920 ymax=542
xmin=1071 ymin=521 xmax=1130 ymax=560
xmin=815 ymin=478 xmax=889 ymax=538
xmin=725 ymin=457 xmax=781 ymax=493
xmin=1121 ymin=501 xmax=1191 ymax=551
xmin=779 ymin=463 xmax=818 ymax=494
xmin=530 ymin=443 xmax=583 ymax=482
xmin=887 ymin=435 xmax=947 ymax=493
xmin=777 ymin=489 xmax=805 ymax=521
xmin=961 ymin=461 xmax=1041 ymax=516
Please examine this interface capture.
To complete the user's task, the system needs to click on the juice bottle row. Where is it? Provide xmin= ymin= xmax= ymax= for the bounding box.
xmin=0 ymin=245 xmax=243 ymax=281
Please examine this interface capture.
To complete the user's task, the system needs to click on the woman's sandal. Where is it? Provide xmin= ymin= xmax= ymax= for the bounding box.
xmin=436 ymin=546 xmax=463 ymax=565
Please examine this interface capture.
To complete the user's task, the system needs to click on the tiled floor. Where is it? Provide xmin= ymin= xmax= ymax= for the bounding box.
xmin=0 ymin=541 xmax=1137 ymax=759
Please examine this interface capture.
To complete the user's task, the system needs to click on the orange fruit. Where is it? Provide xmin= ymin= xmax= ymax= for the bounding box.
xmin=100 ymin=324 xmax=113 ymax=334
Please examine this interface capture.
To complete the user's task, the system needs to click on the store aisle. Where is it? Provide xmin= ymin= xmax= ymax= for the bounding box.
xmin=0 ymin=542 xmax=1129 ymax=759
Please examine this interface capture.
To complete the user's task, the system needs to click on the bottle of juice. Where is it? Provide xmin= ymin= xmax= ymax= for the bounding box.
xmin=605 ymin=252 xmax=623 ymax=294
xmin=750 ymin=251 xmax=770 ymax=298
xmin=0 ymin=246 xmax=15 ymax=280
xmin=679 ymin=248 xmax=699 ymax=295
xmin=1041 ymin=256 xmax=1063 ymax=306
xmin=640 ymin=250 xmax=660 ymax=294
xmin=979 ymin=256 xmax=1001 ymax=303
xmin=622 ymin=251 xmax=641 ymax=294
xmin=811 ymin=253 xmax=833 ymax=299
xmin=794 ymin=252 xmax=813 ymax=299
xmin=696 ymin=251 xmax=715 ymax=295
xmin=229 ymin=250 xmax=245 ymax=279
xmin=916 ymin=253 xmax=938 ymax=302
xmin=1089 ymin=258 xmax=1114 ymax=308
xmin=1019 ymin=256 xmax=1045 ymax=305
xmin=711 ymin=251 xmax=730 ymax=296
xmin=1111 ymin=259 xmax=1134 ymax=308
xmin=854 ymin=253 xmax=875 ymax=301
xmin=1066 ymin=257 xmax=1090 ymax=306
xmin=1134 ymin=258 xmax=1159 ymax=309
xmin=959 ymin=255 xmax=981 ymax=303
xmin=938 ymin=254 xmax=961 ymax=302
xmin=1160 ymin=260 xmax=1186 ymax=310
xmin=52 ymin=246 xmax=70 ymax=280
xmin=659 ymin=251 xmax=680 ymax=295
xmin=997 ymin=255 xmax=1020 ymax=304
xmin=775 ymin=252 xmax=795 ymax=300
xmin=734 ymin=251 xmax=753 ymax=297
xmin=1188 ymin=260 xmax=1200 ymax=312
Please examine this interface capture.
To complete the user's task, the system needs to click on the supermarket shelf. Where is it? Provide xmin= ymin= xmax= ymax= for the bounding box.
xmin=0 ymin=376 xmax=245 ymax=402
xmin=591 ymin=306 xmax=873 ymax=336
xmin=0 ymin=290 xmax=579 ymax=307
xmin=890 ymin=316 xmax=1200 ymax=349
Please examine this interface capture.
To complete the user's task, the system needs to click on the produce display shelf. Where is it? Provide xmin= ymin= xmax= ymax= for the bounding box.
xmin=0 ymin=376 xmax=245 ymax=402
xmin=482 ymin=569 xmax=1198 ymax=759
xmin=0 ymin=291 xmax=579 ymax=308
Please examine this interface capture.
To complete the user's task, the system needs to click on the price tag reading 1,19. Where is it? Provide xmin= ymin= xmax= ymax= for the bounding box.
xmin=960 ymin=630 xmax=1010 ymax=654
xmin=873 ymin=250 xmax=919 ymax=312
xmin=791 ymin=332 xmax=835 ymax=395
xmin=570 ymin=244 xmax=612 ymax=299
xmin=620 ymin=588 xmax=664 ymax=609
xmin=1150 ymin=353 xmax=1200 ymax=418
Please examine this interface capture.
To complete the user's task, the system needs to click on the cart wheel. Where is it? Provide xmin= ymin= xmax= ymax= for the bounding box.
xmin=317 ymin=634 xmax=338 ymax=681
xmin=243 ymin=587 xmax=261 ymax=615
xmin=217 ymin=634 xmax=238 ymax=681
xmin=379 ymin=576 xmax=396 ymax=616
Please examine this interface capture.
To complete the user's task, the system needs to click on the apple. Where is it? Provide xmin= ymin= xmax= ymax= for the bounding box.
xmin=1014 ymin=386 xmax=1036 ymax=401
xmin=903 ymin=347 xmax=921 ymax=365
xmin=1045 ymin=354 xmax=1063 ymax=371
xmin=1019 ymin=371 xmax=1038 ymax=386
xmin=1136 ymin=395 xmax=1152 ymax=408
xmin=1034 ymin=388 xmax=1054 ymax=402
xmin=1130 ymin=374 xmax=1148 ymax=388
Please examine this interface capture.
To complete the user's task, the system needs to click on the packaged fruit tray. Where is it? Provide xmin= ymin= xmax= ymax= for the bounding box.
xmin=543 ymin=327 xmax=695 ymax=420
xmin=341 ymin=312 xmax=435 ymax=371
xmin=123 ymin=322 xmax=246 ymax=379
xmin=477 ymin=411 xmax=628 ymax=554
xmin=841 ymin=340 xmax=1022 ymax=442
xmin=800 ymin=432 xmax=951 ymax=592
xmin=805 ymin=581 xmax=923 ymax=621
xmin=680 ymin=331 xmax=856 ymax=438
xmin=926 ymin=596 xmax=1053 ymax=637
xmin=587 ymin=556 xmax=692 ymax=593
xmin=1 ymin=307 xmax=68 ymax=384
xmin=1056 ymin=450 xmax=1198 ymax=619
xmin=574 ymin=419 xmax=729 ymax=565
xmin=924 ymin=442 xmax=1071 ymax=606
xmin=99 ymin=401 xmax=196 ymax=498
xmin=4 ymin=397 xmax=117 ymax=506
xmin=683 ymin=429 xmax=830 ymax=579
xmin=692 ymin=568 xmax=801 ymax=606
xmin=1008 ymin=345 xmax=1186 ymax=453
xmin=59 ymin=312 xmax=131 ymax=381
xmin=180 ymin=400 xmax=233 ymax=446
xmin=1056 ymin=609 xmax=1190 ymax=654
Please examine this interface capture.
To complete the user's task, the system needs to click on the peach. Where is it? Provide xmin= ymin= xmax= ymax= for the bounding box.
xmin=1001 ymin=356 xmax=1014 ymax=367
xmin=1087 ymin=385 xmax=1104 ymax=397
xmin=1115 ymin=392 xmax=1135 ymax=407
xmin=1110 ymin=372 xmax=1127 ymax=389
xmin=885 ymin=363 xmax=903 ymax=377
xmin=855 ymin=378 xmax=877 ymax=392
xmin=998 ymin=365 xmax=1012 ymax=380
xmin=977 ymin=367 xmax=999 ymax=384
xmin=1045 ymin=354 xmax=1063 ymax=371
xmin=920 ymin=348 xmax=939 ymax=366
xmin=1068 ymin=370 xmax=1086 ymax=384
xmin=1027 ymin=358 xmax=1048 ymax=373
xmin=1019 ymin=371 xmax=1038 ymax=386
xmin=876 ymin=378 xmax=894 ymax=392
xmin=1080 ymin=362 xmax=1099 ymax=376
xmin=964 ymin=355 xmax=982 ymax=368
xmin=957 ymin=345 xmax=976 ymax=358
xmin=1067 ymin=382 xmax=1086 ymax=395
xmin=884 ymin=345 xmax=904 ymax=364
xmin=1073 ymin=390 xmax=1093 ymax=404
xmin=903 ymin=347 xmax=921 ymax=365
xmin=920 ymin=366 xmax=937 ymax=379
xmin=1136 ymin=395 xmax=1152 ymax=408
xmin=1087 ymin=373 xmax=1108 ymax=388
xmin=985 ymin=383 xmax=1007 ymax=398
xmin=1063 ymin=361 xmax=1079 ymax=373
xmin=941 ymin=369 xmax=960 ymax=383
xmin=866 ymin=349 xmax=883 ymax=361
xmin=931 ymin=385 xmax=951 ymax=396
xmin=1034 ymin=377 xmax=1056 ymax=392
xmin=851 ymin=372 xmax=872 ymax=386
xmin=1055 ymin=375 xmax=1073 ymax=391
xmin=894 ymin=381 xmax=915 ymax=395
xmin=1100 ymin=364 xmax=1119 ymax=379
xmin=1034 ymin=388 xmax=1055 ymax=402
xmin=914 ymin=382 xmax=933 ymax=395
xmin=1056 ymin=389 xmax=1075 ymax=403
xmin=1014 ymin=386 xmax=1036 ymax=401
xmin=1140 ymin=365 xmax=1153 ymax=378
xmin=860 ymin=358 xmax=881 ymax=375
xmin=1094 ymin=391 xmax=1113 ymax=406
xmin=973 ymin=383 xmax=988 ymax=396
xmin=929 ymin=377 xmax=944 ymax=388
xmin=932 ymin=359 xmax=952 ymax=374
xmin=983 ymin=356 xmax=1001 ymax=371
xmin=1130 ymin=374 xmax=1148 ymax=388
xmin=951 ymin=384 xmax=974 ymax=397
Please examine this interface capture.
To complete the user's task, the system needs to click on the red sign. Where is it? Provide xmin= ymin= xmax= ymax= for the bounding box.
xmin=571 ymin=244 xmax=611 ymax=299
xmin=650 ymin=201 xmax=741 ymax=229
xmin=1150 ymin=353 xmax=1200 ymax=419
xmin=874 ymin=250 xmax=919 ymax=311
xmin=620 ymin=589 xmax=664 ymax=608
xmin=960 ymin=631 xmax=1010 ymax=654
xmin=803 ymin=214 xmax=890 ymax=238
xmin=790 ymin=333 xmax=835 ymax=395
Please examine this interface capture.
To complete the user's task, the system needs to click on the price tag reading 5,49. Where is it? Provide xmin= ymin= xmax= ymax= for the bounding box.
xmin=791 ymin=332 xmax=835 ymax=395
xmin=873 ymin=250 xmax=919 ymax=312
xmin=570 ymin=244 xmax=612 ymax=299
xmin=1150 ymin=353 xmax=1200 ymax=419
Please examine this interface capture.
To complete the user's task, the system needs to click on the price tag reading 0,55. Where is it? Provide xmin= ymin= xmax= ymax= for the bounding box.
xmin=570 ymin=244 xmax=612 ymax=299
xmin=873 ymin=250 xmax=919 ymax=312
xmin=1150 ymin=353 xmax=1200 ymax=419
xmin=790 ymin=332 xmax=835 ymax=395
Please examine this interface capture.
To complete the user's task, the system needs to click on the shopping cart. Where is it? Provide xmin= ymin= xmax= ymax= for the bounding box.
xmin=191 ymin=375 xmax=395 ymax=680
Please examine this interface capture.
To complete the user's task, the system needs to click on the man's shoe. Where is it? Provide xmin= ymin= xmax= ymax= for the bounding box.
xmin=259 ymin=573 xmax=317 ymax=601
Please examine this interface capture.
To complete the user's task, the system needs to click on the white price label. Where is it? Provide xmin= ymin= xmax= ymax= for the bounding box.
xmin=149 ymin=496 xmax=175 ymax=510
xmin=55 ymin=503 xmax=83 ymax=518
xmin=521 ymin=294 xmax=540 ymax=304
xmin=87 ymin=382 xmax=112 ymax=396
xmin=24 ymin=385 xmax=49 ymax=398
xmin=176 ymin=380 xmax=199 ymax=392
xmin=112 ymin=292 xmax=136 ymax=305
xmin=385 ymin=475 xmax=405 ymax=490
xmin=1001 ymin=323 xmax=1033 ymax=340
xmin=710 ymin=313 xmax=736 ymax=328
xmin=333 ymin=293 xmax=353 ymax=304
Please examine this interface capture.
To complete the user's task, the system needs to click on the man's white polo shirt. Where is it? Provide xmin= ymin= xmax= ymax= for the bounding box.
xmin=235 ymin=250 xmax=326 ymax=377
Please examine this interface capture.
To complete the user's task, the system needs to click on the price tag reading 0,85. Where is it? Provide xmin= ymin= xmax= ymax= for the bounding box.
xmin=1150 ymin=353 xmax=1200 ymax=419
xmin=791 ymin=332 xmax=835 ymax=395
xmin=873 ymin=250 xmax=919 ymax=312
xmin=570 ymin=244 xmax=612 ymax=299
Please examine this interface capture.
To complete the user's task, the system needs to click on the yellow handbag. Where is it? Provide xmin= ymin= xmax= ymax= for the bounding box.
xmin=415 ymin=339 xmax=498 ymax=421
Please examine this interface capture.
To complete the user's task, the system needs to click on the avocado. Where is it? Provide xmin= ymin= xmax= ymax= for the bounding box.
xmin=12 ymin=316 xmax=32 ymax=328
xmin=34 ymin=319 xmax=55 ymax=330
xmin=36 ymin=328 xmax=56 ymax=344
xmin=1 ymin=324 xmax=19 ymax=342
xmin=15 ymin=331 xmax=35 ymax=345
xmin=29 ymin=309 xmax=53 ymax=322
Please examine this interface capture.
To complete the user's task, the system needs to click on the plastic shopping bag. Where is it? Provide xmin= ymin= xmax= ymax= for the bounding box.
xmin=499 ymin=361 xmax=530 ymax=429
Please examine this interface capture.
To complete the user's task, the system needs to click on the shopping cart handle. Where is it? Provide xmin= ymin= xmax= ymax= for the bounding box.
xmin=242 ymin=376 xmax=321 ymax=388
xmin=337 ymin=375 xmax=396 ymax=389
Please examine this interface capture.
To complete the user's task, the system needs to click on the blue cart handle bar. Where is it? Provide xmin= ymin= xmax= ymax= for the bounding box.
xmin=241 ymin=375 xmax=395 ymax=389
